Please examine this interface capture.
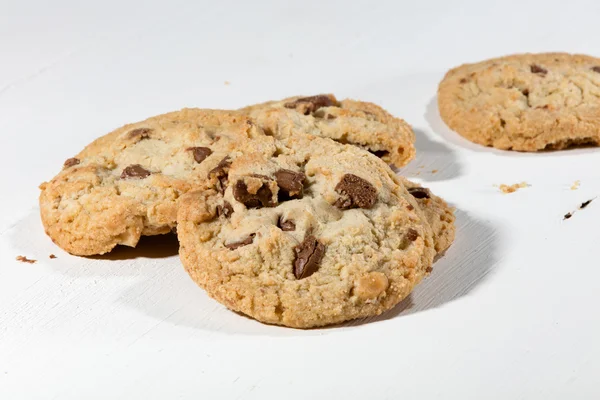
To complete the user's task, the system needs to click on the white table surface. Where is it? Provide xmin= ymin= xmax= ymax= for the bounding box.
xmin=1 ymin=1 xmax=599 ymax=398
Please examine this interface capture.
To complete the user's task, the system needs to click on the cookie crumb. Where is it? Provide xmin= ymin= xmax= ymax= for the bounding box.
xmin=431 ymin=169 xmax=438 ymax=174
xmin=16 ymin=255 xmax=36 ymax=264
xmin=224 ymin=81 xmax=231 ymax=86
xmin=563 ymin=198 xmax=595 ymax=220
xmin=580 ymin=199 xmax=594 ymax=209
xmin=570 ymin=180 xmax=580 ymax=190
xmin=49 ymin=254 xmax=57 ymax=259
xmin=498 ymin=182 xmax=529 ymax=194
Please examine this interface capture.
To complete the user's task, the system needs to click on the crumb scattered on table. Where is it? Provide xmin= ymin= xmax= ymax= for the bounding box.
xmin=571 ymin=180 xmax=580 ymax=190
xmin=16 ymin=255 xmax=36 ymax=264
xmin=431 ymin=169 xmax=438 ymax=174
xmin=498 ymin=182 xmax=529 ymax=194
xmin=563 ymin=198 xmax=595 ymax=221
xmin=49 ymin=254 xmax=57 ymax=259
xmin=580 ymin=199 xmax=594 ymax=209
xmin=224 ymin=81 xmax=231 ymax=86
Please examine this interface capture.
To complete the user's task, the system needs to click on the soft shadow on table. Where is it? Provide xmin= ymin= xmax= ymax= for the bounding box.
xmin=396 ymin=127 xmax=463 ymax=182
xmin=8 ymin=210 xmax=319 ymax=337
xmin=90 ymin=233 xmax=180 ymax=260
xmin=8 ymin=210 xmax=179 ymax=279
xmin=424 ymin=95 xmax=600 ymax=157
xmin=9 ymin=204 xmax=500 ymax=336
xmin=343 ymin=207 xmax=500 ymax=328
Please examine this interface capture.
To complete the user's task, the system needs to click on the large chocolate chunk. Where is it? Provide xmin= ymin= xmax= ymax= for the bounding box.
xmin=293 ymin=235 xmax=325 ymax=279
xmin=407 ymin=187 xmax=431 ymax=199
xmin=225 ymin=233 xmax=255 ymax=250
xmin=278 ymin=217 xmax=296 ymax=231
xmin=530 ymin=64 xmax=547 ymax=75
xmin=216 ymin=201 xmax=233 ymax=218
xmin=188 ymin=147 xmax=212 ymax=164
xmin=120 ymin=164 xmax=151 ymax=179
xmin=406 ymin=228 xmax=419 ymax=242
xmin=275 ymin=169 xmax=305 ymax=200
xmin=592 ymin=66 xmax=600 ymax=73
xmin=334 ymin=174 xmax=377 ymax=209
xmin=233 ymin=175 xmax=277 ymax=208
xmin=208 ymin=157 xmax=232 ymax=194
xmin=127 ymin=128 xmax=152 ymax=140
xmin=63 ymin=158 xmax=80 ymax=168
xmin=284 ymin=95 xmax=337 ymax=115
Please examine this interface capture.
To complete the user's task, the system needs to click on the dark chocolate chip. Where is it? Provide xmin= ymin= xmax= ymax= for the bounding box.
xmin=233 ymin=176 xmax=277 ymax=208
xmin=406 ymin=204 xmax=415 ymax=211
xmin=128 ymin=128 xmax=152 ymax=140
xmin=275 ymin=169 xmax=305 ymax=200
xmin=591 ymin=66 xmax=600 ymax=73
xmin=530 ymin=64 xmax=547 ymax=75
xmin=225 ymin=233 xmax=255 ymax=250
xmin=293 ymin=235 xmax=325 ymax=279
xmin=369 ymin=150 xmax=389 ymax=158
xmin=521 ymin=88 xmax=530 ymax=96
xmin=500 ymin=118 xmax=506 ymax=128
xmin=334 ymin=174 xmax=377 ymax=210
xmin=208 ymin=157 xmax=232 ymax=194
xmin=459 ymin=78 xmax=468 ymax=84
xmin=406 ymin=228 xmax=419 ymax=242
xmin=188 ymin=147 xmax=212 ymax=164
xmin=63 ymin=157 xmax=80 ymax=168
xmin=216 ymin=201 xmax=233 ymax=218
xmin=580 ymin=199 xmax=594 ymax=209
xmin=564 ymin=212 xmax=573 ymax=220
xmin=284 ymin=95 xmax=337 ymax=115
xmin=120 ymin=164 xmax=151 ymax=179
xmin=278 ymin=217 xmax=296 ymax=231
xmin=407 ymin=187 xmax=431 ymax=199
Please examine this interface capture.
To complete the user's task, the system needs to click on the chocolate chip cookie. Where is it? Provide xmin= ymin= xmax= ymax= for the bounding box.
xmin=401 ymin=179 xmax=455 ymax=257
xmin=240 ymin=94 xmax=416 ymax=167
xmin=177 ymin=134 xmax=444 ymax=328
xmin=438 ymin=53 xmax=600 ymax=151
xmin=39 ymin=109 xmax=275 ymax=255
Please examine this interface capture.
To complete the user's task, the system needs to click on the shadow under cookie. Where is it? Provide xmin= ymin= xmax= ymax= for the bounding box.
xmin=343 ymin=207 xmax=501 ymax=327
xmin=90 ymin=233 xmax=179 ymax=261
xmin=395 ymin=127 xmax=464 ymax=182
xmin=425 ymin=95 xmax=600 ymax=157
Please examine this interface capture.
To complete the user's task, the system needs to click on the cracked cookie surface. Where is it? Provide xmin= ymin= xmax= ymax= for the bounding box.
xmin=39 ymin=109 xmax=274 ymax=255
xmin=177 ymin=134 xmax=447 ymax=328
xmin=438 ymin=53 xmax=600 ymax=151
xmin=240 ymin=94 xmax=415 ymax=167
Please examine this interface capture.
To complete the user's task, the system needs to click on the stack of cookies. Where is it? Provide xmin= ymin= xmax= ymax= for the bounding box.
xmin=39 ymin=94 xmax=456 ymax=328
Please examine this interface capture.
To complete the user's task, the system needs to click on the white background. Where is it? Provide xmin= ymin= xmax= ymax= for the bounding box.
xmin=1 ymin=0 xmax=599 ymax=398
